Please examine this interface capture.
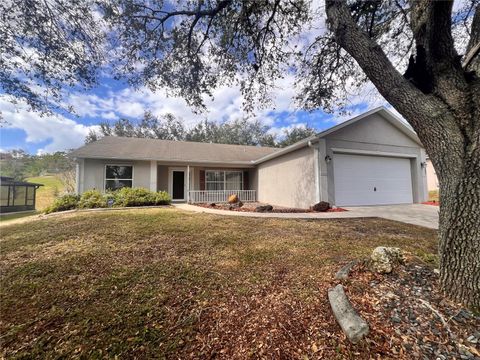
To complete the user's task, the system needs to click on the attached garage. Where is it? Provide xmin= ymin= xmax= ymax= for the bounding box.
xmin=254 ymin=107 xmax=428 ymax=209
xmin=333 ymin=153 xmax=413 ymax=206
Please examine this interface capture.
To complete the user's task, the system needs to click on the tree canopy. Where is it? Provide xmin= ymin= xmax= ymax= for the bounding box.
xmin=85 ymin=111 xmax=315 ymax=148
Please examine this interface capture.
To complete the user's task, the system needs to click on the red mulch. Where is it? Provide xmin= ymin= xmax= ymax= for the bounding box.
xmin=422 ymin=201 xmax=440 ymax=206
xmin=195 ymin=203 xmax=348 ymax=213
xmin=326 ymin=207 xmax=347 ymax=212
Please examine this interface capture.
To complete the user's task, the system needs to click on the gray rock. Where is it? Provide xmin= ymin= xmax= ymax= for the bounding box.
xmin=334 ymin=260 xmax=359 ymax=280
xmin=311 ymin=201 xmax=330 ymax=212
xmin=328 ymin=284 xmax=369 ymax=344
xmin=370 ymin=247 xmax=404 ymax=274
xmin=391 ymin=316 xmax=401 ymax=323
xmin=467 ymin=335 xmax=478 ymax=344
xmin=255 ymin=205 xmax=273 ymax=213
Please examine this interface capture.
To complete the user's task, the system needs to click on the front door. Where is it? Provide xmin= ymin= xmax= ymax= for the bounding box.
xmin=172 ymin=171 xmax=185 ymax=200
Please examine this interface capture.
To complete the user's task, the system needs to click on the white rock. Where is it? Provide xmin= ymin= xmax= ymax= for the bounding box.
xmin=370 ymin=247 xmax=404 ymax=274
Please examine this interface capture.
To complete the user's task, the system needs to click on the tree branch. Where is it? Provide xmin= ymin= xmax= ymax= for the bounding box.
xmin=464 ymin=4 xmax=480 ymax=70
xmin=409 ymin=0 xmax=470 ymax=113
xmin=325 ymin=0 xmax=464 ymax=165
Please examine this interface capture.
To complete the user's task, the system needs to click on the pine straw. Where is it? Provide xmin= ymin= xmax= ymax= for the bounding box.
xmin=0 ymin=208 xmax=440 ymax=358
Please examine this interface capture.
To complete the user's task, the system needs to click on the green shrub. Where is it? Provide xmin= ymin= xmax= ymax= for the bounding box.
xmin=44 ymin=188 xmax=171 ymax=213
xmin=45 ymin=194 xmax=80 ymax=214
xmin=112 ymin=188 xmax=171 ymax=207
xmin=154 ymin=191 xmax=171 ymax=205
xmin=78 ymin=190 xmax=107 ymax=209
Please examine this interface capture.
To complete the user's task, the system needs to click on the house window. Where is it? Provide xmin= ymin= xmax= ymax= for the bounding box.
xmin=105 ymin=165 xmax=133 ymax=191
xmin=205 ymin=170 xmax=243 ymax=190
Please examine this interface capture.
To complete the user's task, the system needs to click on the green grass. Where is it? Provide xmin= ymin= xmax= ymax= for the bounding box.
xmin=0 ymin=208 xmax=438 ymax=358
xmin=0 ymin=211 xmax=39 ymax=223
xmin=428 ymin=189 xmax=439 ymax=202
xmin=26 ymin=175 xmax=65 ymax=210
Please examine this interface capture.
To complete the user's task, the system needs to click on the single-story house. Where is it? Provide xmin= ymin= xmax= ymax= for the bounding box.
xmin=71 ymin=107 xmax=428 ymax=208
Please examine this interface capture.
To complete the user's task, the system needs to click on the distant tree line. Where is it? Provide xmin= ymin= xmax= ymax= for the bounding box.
xmin=86 ymin=111 xmax=317 ymax=148
xmin=0 ymin=150 xmax=74 ymax=181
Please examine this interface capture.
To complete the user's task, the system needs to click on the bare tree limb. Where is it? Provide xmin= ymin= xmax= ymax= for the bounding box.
xmin=464 ymin=4 xmax=480 ymax=70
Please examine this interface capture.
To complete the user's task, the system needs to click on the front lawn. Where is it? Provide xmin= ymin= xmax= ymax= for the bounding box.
xmin=26 ymin=175 xmax=65 ymax=210
xmin=0 ymin=211 xmax=38 ymax=223
xmin=0 ymin=208 xmax=437 ymax=358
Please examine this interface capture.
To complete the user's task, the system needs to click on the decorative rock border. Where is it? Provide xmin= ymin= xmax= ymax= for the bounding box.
xmin=328 ymin=284 xmax=370 ymax=344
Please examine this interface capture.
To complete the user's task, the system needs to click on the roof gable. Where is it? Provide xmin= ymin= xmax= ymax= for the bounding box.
xmin=323 ymin=110 xmax=421 ymax=148
xmin=317 ymin=107 xmax=422 ymax=146
xmin=254 ymin=107 xmax=423 ymax=164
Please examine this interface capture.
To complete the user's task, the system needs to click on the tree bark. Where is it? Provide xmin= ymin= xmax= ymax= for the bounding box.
xmin=325 ymin=0 xmax=480 ymax=308
xmin=439 ymin=153 xmax=480 ymax=307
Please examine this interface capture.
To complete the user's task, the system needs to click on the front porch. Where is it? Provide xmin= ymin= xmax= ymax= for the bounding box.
xmin=189 ymin=190 xmax=256 ymax=203
xmin=152 ymin=162 xmax=256 ymax=203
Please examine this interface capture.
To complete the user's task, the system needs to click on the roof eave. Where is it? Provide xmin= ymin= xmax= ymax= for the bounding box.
xmin=71 ymin=154 xmax=258 ymax=167
xmin=253 ymin=135 xmax=319 ymax=164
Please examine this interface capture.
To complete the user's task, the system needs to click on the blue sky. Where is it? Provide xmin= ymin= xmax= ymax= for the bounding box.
xmin=0 ymin=73 xmax=385 ymax=154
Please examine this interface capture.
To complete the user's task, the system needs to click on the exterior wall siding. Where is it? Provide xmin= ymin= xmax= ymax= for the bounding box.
xmin=82 ymin=159 xmax=150 ymax=192
xmin=256 ymin=146 xmax=316 ymax=209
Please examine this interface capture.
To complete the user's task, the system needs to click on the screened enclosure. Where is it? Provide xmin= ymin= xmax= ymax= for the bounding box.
xmin=0 ymin=177 xmax=43 ymax=213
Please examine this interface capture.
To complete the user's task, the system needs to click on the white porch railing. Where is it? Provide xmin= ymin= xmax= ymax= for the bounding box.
xmin=189 ymin=190 xmax=256 ymax=203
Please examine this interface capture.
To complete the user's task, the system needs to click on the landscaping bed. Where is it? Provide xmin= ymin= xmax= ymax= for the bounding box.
xmin=344 ymin=260 xmax=480 ymax=359
xmin=422 ymin=201 xmax=440 ymax=206
xmin=195 ymin=201 xmax=347 ymax=213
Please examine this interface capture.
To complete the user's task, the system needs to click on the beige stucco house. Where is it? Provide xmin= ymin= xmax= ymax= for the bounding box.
xmin=71 ymin=107 xmax=429 ymax=208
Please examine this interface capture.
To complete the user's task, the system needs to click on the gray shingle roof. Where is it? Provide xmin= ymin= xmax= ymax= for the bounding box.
xmin=71 ymin=136 xmax=279 ymax=164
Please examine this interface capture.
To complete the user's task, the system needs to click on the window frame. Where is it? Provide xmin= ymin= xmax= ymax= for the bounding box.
xmin=205 ymin=170 xmax=243 ymax=191
xmin=104 ymin=164 xmax=134 ymax=192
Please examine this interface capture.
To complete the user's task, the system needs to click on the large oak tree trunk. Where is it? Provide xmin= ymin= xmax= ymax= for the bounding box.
xmin=326 ymin=0 xmax=480 ymax=308
xmin=438 ymin=150 xmax=480 ymax=307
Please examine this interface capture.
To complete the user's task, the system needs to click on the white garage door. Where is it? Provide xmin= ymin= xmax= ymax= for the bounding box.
xmin=333 ymin=153 xmax=413 ymax=206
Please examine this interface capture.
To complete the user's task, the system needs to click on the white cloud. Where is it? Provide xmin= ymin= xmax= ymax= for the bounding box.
xmin=100 ymin=111 xmax=118 ymax=120
xmin=268 ymin=122 xmax=308 ymax=138
xmin=63 ymin=74 xmax=302 ymax=130
xmin=0 ymin=96 xmax=95 ymax=153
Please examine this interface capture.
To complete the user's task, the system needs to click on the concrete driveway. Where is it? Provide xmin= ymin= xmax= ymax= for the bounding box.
xmin=343 ymin=204 xmax=439 ymax=229
xmin=175 ymin=203 xmax=439 ymax=229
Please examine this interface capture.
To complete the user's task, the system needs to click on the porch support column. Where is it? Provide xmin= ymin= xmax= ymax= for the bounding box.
xmin=317 ymin=139 xmax=329 ymax=203
xmin=186 ymin=165 xmax=190 ymax=203
xmin=75 ymin=158 xmax=84 ymax=194
xmin=149 ymin=160 xmax=157 ymax=192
